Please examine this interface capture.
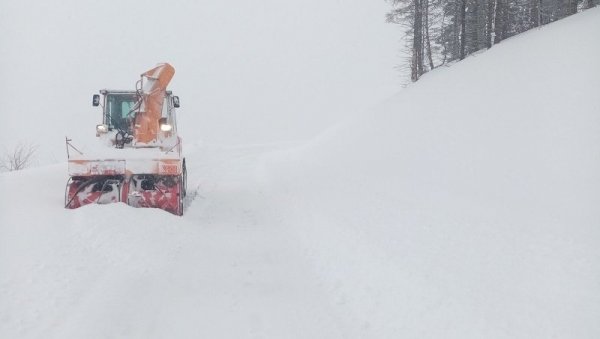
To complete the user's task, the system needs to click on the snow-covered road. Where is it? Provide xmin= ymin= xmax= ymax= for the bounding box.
xmin=0 ymin=143 xmax=351 ymax=338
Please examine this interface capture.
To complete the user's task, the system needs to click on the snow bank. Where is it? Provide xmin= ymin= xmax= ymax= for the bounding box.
xmin=262 ymin=8 xmax=600 ymax=338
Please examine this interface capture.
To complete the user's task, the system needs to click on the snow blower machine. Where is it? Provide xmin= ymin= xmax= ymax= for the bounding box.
xmin=65 ymin=63 xmax=187 ymax=215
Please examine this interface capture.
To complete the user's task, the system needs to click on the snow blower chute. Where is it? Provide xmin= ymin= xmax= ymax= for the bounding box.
xmin=65 ymin=63 xmax=187 ymax=215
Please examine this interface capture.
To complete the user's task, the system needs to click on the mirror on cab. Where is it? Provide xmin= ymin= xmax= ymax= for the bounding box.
xmin=92 ymin=94 xmax=100 ymax=107
xmin=172 ymin=96 xmax=180 ymax=108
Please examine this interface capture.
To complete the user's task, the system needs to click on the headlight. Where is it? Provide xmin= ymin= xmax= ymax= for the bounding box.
xmin=96 ymin=124 xmax=108 ymax=133
xmin=160 ymin=123 xmax=173 ymax=132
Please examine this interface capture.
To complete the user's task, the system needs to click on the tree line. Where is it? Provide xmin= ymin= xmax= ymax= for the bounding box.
xmin=387 ymin=0 xmax=597 ymax=81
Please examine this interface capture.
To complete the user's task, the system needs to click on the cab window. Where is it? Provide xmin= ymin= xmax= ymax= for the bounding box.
xmin=106 ymin=94 xmax=137 ymax=131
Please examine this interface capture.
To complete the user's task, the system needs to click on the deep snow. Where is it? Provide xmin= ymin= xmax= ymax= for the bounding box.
xmin=1 ymin=7 xmax=600 ymax=339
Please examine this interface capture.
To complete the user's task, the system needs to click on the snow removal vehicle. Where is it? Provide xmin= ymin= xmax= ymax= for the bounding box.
xmin=65 ymin=63 xmax=187 ymax=215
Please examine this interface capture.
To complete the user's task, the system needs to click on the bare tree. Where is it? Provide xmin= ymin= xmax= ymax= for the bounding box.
xmin=424 ymin=0 xmax=436 ymax=70
xmin=387 ymin=0 xmax=426 ymax=82
xmin=568 ymin=0 xmax=579 ymax=14
xmin=0 ymin=143 xmax=38 ymax=172
xmin=531 ymin=0 xmax=542 ymax=27
xmin=486 ymin=0 xmax=496 ymax=47
xmin=388 ymin=0 xmax=593 ymax=83
xmin=459 ymin=0 xmax=467 ymax=59
xmin=412 ymin=0 xmax=425 ymax=80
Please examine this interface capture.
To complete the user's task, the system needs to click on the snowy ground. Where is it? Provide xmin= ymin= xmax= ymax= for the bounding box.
xmin=1 ymin=8 xmax=600 ymax=339
xmin=0 ymin=145 xmax=348 ymax=338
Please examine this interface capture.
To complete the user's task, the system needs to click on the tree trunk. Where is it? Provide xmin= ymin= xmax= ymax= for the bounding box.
xmin=453 ymin=3 xmax=461 ymax=59
xmin=424 ymin=0 xmax=435 ymax=70
xmin=440 ymin=9 xmax=449 ymax=64
xmin=487 ymin=0 xmax=496 ymax=48
xmin=460 ymin=0 xmax=467 ymax=59
xmin=569 ymin=0 xmax=578 ymax=15
xmin=494 ymin=0 xmax=504 ymax=43
xmin=412 ymin=0 xmax=424 ymax=81
xmin=531 ymin=0 xmax=540 ymax=27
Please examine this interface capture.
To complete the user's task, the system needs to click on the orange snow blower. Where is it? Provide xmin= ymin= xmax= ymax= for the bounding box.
xmin=65 ymin=63 xmax=187 ymax=215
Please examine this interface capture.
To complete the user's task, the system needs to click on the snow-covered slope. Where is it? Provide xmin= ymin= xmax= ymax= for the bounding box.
xmin=262 ymin=8 xmax=600 ymax=338
xmin=1 ymin=8 xmax=599 ymax=339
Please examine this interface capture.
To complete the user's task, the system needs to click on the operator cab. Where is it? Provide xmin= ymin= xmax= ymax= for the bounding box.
xmin=93 ymin=90 xmax=180 ymax=137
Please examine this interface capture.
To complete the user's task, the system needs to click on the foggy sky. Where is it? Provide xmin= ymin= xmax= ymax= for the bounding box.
xmin=0 ymin=0 xmax=401 ymax=164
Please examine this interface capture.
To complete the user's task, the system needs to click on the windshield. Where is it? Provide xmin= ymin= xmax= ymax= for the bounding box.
xmin=105 ymin=94 xmax=138 ymax=132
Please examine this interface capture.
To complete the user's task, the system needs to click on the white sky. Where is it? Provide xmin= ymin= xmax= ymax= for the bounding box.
xmin=0 ymin=0 xmax=402 ymax=164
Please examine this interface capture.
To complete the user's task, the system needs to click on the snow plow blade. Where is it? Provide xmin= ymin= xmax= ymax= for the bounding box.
xmin=65 ymin=174 xmax=185 ymax=216
xmin=65 ymin=158 xmax=187 ymax=216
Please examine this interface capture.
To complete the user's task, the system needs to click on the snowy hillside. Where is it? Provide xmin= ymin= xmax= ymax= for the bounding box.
xmin=262 ymin=8 xmax=600 ymax=338
xmin=1 ymin=7 xmax=600 ymax=339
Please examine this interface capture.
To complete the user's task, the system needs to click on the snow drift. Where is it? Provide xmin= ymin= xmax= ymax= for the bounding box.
xmin=1 ymin=7 xmax=599 ymax=339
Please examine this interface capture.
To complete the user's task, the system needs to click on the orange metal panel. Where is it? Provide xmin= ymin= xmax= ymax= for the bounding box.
xmin=134 ymin=63 xmax=175 ymax=144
